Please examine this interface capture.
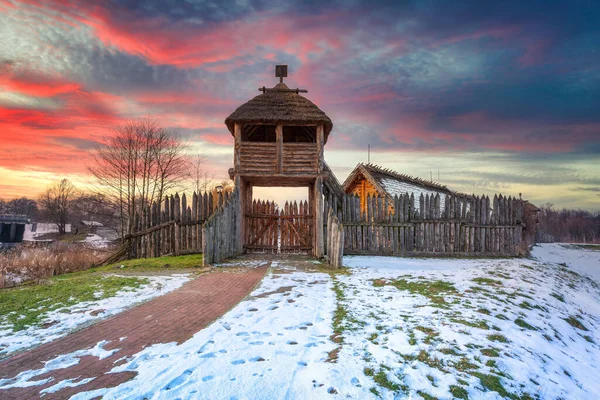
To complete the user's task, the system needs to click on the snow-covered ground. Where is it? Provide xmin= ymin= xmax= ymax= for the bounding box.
xmin=531 ymin=243 xmax=600 ymax=282
xmin=4 ymin=244 xmax=600 ymax=399
xmin=22 ymin=223 xmax=71 ymax=241
xmin=0 ymin=274 xmax=191 ymax=357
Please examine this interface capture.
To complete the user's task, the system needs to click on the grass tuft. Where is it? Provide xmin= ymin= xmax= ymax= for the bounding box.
xmin=564 ymin=315 xmax=588 ymax=331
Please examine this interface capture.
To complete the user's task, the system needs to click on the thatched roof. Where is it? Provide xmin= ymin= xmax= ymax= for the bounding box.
xmin=343 ymin=163 xmax=453 ymax=198
xmin=225 ymin=83 xmax=333 ymax=141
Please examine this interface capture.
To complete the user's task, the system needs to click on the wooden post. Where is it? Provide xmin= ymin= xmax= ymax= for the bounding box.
xmin=276 ymin=124 xmax=283 ymax=174
xmin=314 ymin=176 xmax=324 ymax=258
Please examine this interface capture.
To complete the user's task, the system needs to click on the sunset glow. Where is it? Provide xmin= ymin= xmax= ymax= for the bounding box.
xmin=0 ymin=0 xmax=598 ymax=209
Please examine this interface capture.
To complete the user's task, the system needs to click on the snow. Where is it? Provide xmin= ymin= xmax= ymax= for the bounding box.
xmin=83 ymin=233 xmax=111 ymax=248
xmin=0 ymin=274 xmax=192 ymax=357
xmin=531 ymin=243 xmax=600 ymax=283
xmin=23 ymin=223 xmax=71 ymax=241
xmin=0 ymin=340 xmax=117 ymax=390
xmin=5 ymin=244 xmax=600 ymax=399
xmin=379 ymin=177 xmax=447 ymax=211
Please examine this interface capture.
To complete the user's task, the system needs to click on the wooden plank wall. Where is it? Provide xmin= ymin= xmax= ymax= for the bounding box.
xmin=324 ymin=192 xmax=524 ymax=257
xmin=202 ymin=188 xmax=241 ymax=265
xmin=127 ymin=189 xmax=228 ymax=260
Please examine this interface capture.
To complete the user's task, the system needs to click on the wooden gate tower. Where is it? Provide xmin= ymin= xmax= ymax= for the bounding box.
xmin=225 ymin=65 xmax=333 ymax=257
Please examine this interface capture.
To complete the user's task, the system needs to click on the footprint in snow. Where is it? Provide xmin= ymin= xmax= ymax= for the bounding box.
xmin=249 ymin=341 xmax=264 ymax=345
xmin=197 ymin=340 xmax=215 ymax=354
xmin=248 ymin=308 xmax=258 ymax=312
xmin=202 ymin=375 xmax=214 ymax=382
xmin=231 ymin=359 xmax=246 ymax=365
xmin=222 ymin=322 xmax=231 ymax=330
xmin=249 ymin=357 xmax=266 ymax=362
xmin=304 ymin=342 xmax=317 ymax=348
xmin=351 ymin=377 xmax=361 ymax=387
xmin=236 ymin=332 xmax=249 ymax=337
xmin=164 ymin=369 xmax=192 ymax=390
xmin=287 ymin=341 xmax=298 ymax=345
xmin=199 ymin=352 xmax=216 ymax=359
xmin=298 ymin=361 xmax=307 ymax=366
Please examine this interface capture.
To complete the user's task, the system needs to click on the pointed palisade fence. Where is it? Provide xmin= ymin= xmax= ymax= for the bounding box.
xmin=121 ymin=188 xmax=242 ymax=266
xmin=324 ymin=192 xmax=526 ymax=257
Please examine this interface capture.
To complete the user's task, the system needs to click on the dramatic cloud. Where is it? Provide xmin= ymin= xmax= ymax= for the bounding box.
xmin=0 ymin=0 xmax=598 ymax=209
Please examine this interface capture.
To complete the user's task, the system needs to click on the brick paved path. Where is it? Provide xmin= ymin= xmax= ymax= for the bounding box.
xmin=0 ymin=264 xmax=269 ymax=399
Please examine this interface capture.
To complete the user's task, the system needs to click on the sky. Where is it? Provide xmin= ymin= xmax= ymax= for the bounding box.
xmin=0 ymin=0 xmax=598 ymax=210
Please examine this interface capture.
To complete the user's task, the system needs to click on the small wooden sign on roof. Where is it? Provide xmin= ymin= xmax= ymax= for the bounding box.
xmin=275 ymin=64 xmax=287 ymax=82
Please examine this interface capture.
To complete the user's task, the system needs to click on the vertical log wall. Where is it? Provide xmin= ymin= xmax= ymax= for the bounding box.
xmin=324 ymin=192 xmax=525 ymax=257
xmin=126 ymin=188 xmax=242 ymax=264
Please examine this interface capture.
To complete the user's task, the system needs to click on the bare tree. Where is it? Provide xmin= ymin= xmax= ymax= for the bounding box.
xmin=89 ymin=118 xmax=188 ymax=239
xmin=39 ymin=179 xmax=77 ymax=235
xmin=187 ymin=153 xmax=218 ymax=194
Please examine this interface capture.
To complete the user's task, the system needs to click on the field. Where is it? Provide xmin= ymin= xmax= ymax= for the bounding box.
xmin=1 ymin=244 xmax=599 ymax=399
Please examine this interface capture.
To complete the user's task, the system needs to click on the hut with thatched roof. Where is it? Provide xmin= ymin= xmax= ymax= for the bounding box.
xmin=225 ymin=65 xmax=333 ymax=257
xmin=343 ymin=163 xmax=453 ymax=213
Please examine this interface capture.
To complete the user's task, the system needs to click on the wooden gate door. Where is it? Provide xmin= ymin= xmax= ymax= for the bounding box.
xmin=245 ymin=199 xmax=313 ymax=254
xmin=280 ymin=200 xmax=312 ymax=253
xmin=245 ymin=200 xmax=279 ymax=253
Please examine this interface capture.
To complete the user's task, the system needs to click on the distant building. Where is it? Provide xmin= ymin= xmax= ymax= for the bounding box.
xmin=0 ymin=215 xmax=29 ymax=246
xmin=342 ymin=163 xmax=453 ymax=213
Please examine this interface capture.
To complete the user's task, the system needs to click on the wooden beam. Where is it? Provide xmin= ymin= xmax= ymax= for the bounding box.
xmin=314 ymin=176 xmax=324 ymax=258
xmin=234 ymin=123 xmax=242 ymax=173
xmin=276 ymin=124 xmax=283 ymax=173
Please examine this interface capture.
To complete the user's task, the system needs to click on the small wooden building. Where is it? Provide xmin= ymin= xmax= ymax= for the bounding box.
xmin=343 ymin=163 xmax=452 ymax=213
xmin=0 ymin=214 xmax=28 ymax=245
xmin=225 ymin=65 xmax=333 ymax=257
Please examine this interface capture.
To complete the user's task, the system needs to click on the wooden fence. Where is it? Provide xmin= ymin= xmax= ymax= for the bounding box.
xmin=324 ymin=192 xmax=525 ymax=257
xmin=202 ymin=188 xmax=242 ymax=264
xmin=126 ymin=190 xmax=232 ymax=260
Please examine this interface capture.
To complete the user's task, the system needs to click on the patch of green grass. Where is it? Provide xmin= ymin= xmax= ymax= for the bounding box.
xmin=550 ymin=293 xmax=565 ymax=303
xmin=573 ymin=244 xmax=600 ymax=251
xmin=487 ymin=334 xmax=509 ymax=343
xmin=417 ymin=390 xmax=437 ymax=400
xmin=450 ymin=385 xmax=469 ymax=399
xmin=583 ymin=335 xmax=595 ymax=344
xmin=103 ymin=253 xmax=204 ymax=271
xmin=485 ymin=359 xmax=496 ymax=368
xmin=0 ymin=274 xmax=148 ymax=331
xmin=472 ymin=372 xmax=516 ymax=399
xmin=451 ymin=318 xmax=490 ymax=330
xmin=481 ymin=348 xmax=500 ymax=357
xmin=452 ymin=357 xmax=479 ymax=372
xmin=373 ymin=369 xmax=401 ymax=393
xmin=364 ymin=367 xmax=375 ymax=377
xmin=564 ymin=315 xmax=588 ymax=331
xmin=514 ymin=318 xmax=537 ymax=331
xmin=472 ymin=277 xmax=503 ymax=286
xmin=476 ymin=308 xmax=491 ymax=315
xmin=376 ymin=278 xmax=457 ymax=307
xmin=415 ymin=325 xmax=438 ymax=336
xmin=495 ymin=313 xmax=509 ymax=321
xmin=368 ymin=332 xmax=379 ymax=343
xmin=439 ymin=347 xmax=462 ymax=356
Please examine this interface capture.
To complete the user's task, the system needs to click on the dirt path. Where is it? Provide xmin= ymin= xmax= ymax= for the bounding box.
xmin=0 ymin=264 xmax=269 ymax=399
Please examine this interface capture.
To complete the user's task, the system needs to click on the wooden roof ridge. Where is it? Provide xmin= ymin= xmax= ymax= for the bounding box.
xmin=360 ymin=163 xmax=451 ymax=193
